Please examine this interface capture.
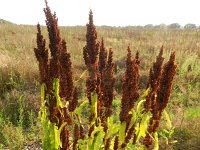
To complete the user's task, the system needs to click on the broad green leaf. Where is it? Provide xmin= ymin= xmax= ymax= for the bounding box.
xmin=109 ymin=136 xmax=115 ymax=150
xmin=159 ymin=127 xmax=175 ymax=145
xmin=119 ymin=122 xmax=127 ymax=143
xmin=78 ymin=139 xmax=88 ymax=150
xmin=136 ymin=99 xmax=146 ymax=117
xmin=49 ymin=123 xmax=59 ymax=150
xmin=91 ymin=92 xmax=98 ymax=119
xmin=41 ymin=83 xmax=45 ymax=103
xmin=153 ymin=132 xmax=159 ymax=150
xmin=141 ymin=88 xmax=151 ymax=98
xmin=163 ymin=110 xmax=172 ymax=129
xmin=135 ymin=112 xmax=150 ymax=142
xmin=53 ymin=78 xmax=63 ymax=108
xmin=88 ymin=125 xmax=104 ymax=150
xmin=169 ymin=127 xmax=175 ymax=137
xmin=128 ymin=109 xmax=137 ymax=130
xmin=126 ymin=142 xmax=137 ymax=150
xmin=106 ymin=116 xmax=119 ymax=138
xmin=57 ymin=122 xmax=67 ymax=148
xmin=107 ymin=116 xmax=114 ymax=126
xmin=111 ymin=124 xmax=120 ymax=136
xmin=74 ymin=100 xmax=89 ymax=116
xmin=94 ymin=129 xmax=105 ymax=150
xmin=90 ymin=126 xmax=104 ymax=140
xmin=137 ymin=145 xmax=146 ymax=150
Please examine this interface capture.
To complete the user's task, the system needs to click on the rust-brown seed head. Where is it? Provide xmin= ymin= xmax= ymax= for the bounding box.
xmin=34 ymin=23 xmax=49 ymax=84
xmin=120 ymin=46 xmax=140 ymax=122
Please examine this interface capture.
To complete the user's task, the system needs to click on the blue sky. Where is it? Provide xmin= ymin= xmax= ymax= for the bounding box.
xmin=0 ymin=0 xmax=200 ymax=26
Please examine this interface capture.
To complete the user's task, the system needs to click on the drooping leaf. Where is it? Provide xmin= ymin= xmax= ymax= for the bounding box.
xmin=78 ymin=139 xmax=88 ymax=150
xmin=119 ymin=122 xmax=127 ymax=144
xmin=128 ymin=108 xmax=137 ymax=130
xmin=49 ymin=123 xmax=60 ymax=150
xmin=141 ymin=88 xmax=151 ymax=99
xmin=153 ymin=132 xmax=159 ymax=150
xmin=135 ymin=112 xmax=151 ymax=142
xmin=53 ymin=78 xmax=63 ymax=108
xmin=126 ymin=142 xmax=137 ymax=150
xmin=136 ymin=99 xmax=146 ymax=117
xmin=94 ymin=128 xmax=105 ymax=150
xmin=163 ymin=110 xmax=172 ymax=129
xmin=74 ymin=100 xmax=89 ymax=116
xmin=88 ymin=125 xmax=105 ymax=150
xmin=106 ymin=116 xmax=119 ymax=138
xmin=109 ymin=136 xmax=115 ymax=150
xmin=41 ymin=83 xmax=46 ymax=103
xmin=57 ymin=122 xmax=67 ymax=148
xmin=91 ymin=92 xmax=98 ymax=119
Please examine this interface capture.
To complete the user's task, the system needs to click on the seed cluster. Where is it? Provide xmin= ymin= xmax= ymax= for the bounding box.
xmin=83 ymin=10 xmax=115 ymax=136
xmin=143 ymin=47 xmax=177 ymax=147
xmin=34 ymin=1 xmax=79 ymax=149
xmin=35 ymin=1 xmax=177 ymax=149
xmin=120 ymin=46 xmax=140 ymax=123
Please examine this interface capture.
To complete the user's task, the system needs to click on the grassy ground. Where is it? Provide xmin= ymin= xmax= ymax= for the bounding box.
xmin=0 ymin=24 xmax=199 ymax=149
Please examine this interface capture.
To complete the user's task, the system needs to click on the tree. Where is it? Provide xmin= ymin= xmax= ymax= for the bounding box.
xmin=168 ymin=23 xmax=181 ymax=29
xmin=184 ymin=23 xmax=197 ymax=29
xmin=154 ymin=24 xmax=167 ymax=29
xmin=144 ymin=24 xmax=154 ymax=28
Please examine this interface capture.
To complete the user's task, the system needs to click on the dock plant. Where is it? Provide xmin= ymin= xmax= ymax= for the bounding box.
xmin=34 ymin=1 xmax=177 ymax=149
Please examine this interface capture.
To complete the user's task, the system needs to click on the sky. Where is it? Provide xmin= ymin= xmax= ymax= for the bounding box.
xmin=0 ymin=0 xmax=200 ymax=26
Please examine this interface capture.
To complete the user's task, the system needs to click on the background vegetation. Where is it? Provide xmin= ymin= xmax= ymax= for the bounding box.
xmin=0 ymin=21 xmax=199 ymax=149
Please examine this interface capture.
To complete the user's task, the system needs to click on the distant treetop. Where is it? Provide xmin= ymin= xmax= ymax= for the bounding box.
xmin=168 ymin=23 xmax=181 ymax=29
xmin=0 ymin=19 xmax=13 ymax=24
xmin=184 ymin=23 xmax=197 ymax=29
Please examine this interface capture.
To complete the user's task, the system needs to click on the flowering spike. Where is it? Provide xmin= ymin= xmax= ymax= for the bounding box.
xmin=60 ymin=126 xmax=70 ymax=150
xmin=83 ymin=9 xmax=99 ymax=66
xmin=69 ymin=87 xmax=78 ymax=112
xmin=34 ymin=23 xmax=49 ymax=83
xmin=84 ymin=9 xmax=100 ymax=104
xmin=144 ymin=49 xmax=177 ymax=148
xmin=135 ymin=50 xmax=140 ymax=65
xmin=102 ymin=48 xmax=115 ymax=117
xmin=73 ymin=124 xmax=79 ymax=150
xmin=114 ymin=136 xmax=119 ymax=150
xmin=99 ymin=38 xmax=108 ymax=74
xmin=59 ymin=40 xmax=74 ymax=100
xmin=120 ymin=46 xmax=140 ymax=123
xmin=35 ymin=2 xmax=76 ymax=149
xmin=157 ymin=51 xmax=177 ymax=111
xmin=145 ymin=46 xmax=164 ymax=112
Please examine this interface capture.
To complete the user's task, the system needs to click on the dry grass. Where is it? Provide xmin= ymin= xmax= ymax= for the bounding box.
xmin=0 ymin=23 xmax=199 ymax=149
xmin=0 ymin=24 xmax=199 ymax=103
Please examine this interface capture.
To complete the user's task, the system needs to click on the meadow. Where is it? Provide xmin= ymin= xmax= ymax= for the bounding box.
xmin=0 ymin=19 xmax=200 ymax=149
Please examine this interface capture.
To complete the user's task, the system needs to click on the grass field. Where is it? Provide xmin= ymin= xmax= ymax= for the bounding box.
xmin=0 ymin=23 xmax=200 ymax=149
